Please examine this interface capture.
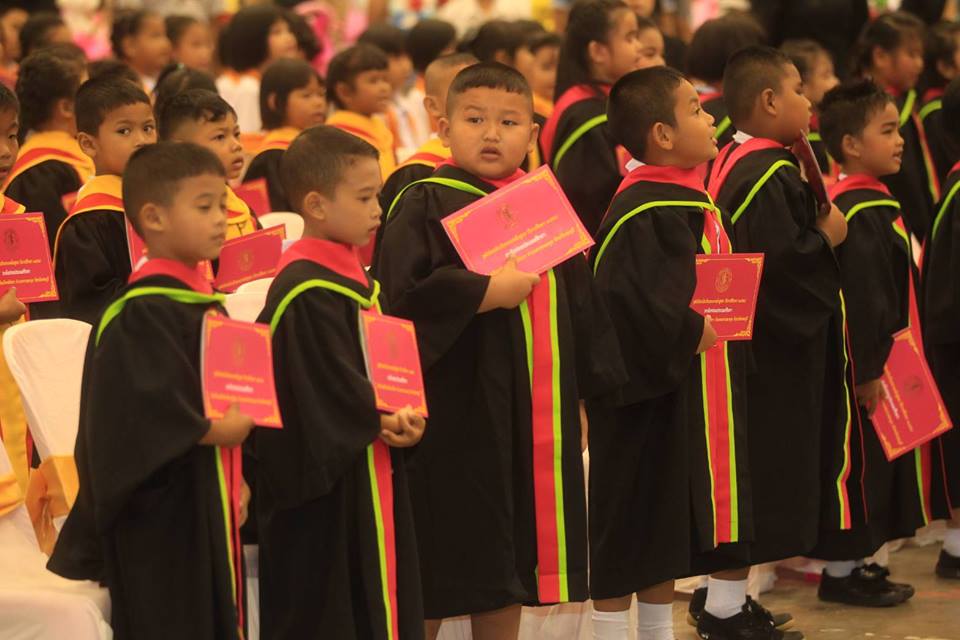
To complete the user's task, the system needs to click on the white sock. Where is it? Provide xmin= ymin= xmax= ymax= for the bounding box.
xmin=636 ymin=601 xmax=673 ymax=640
xmin=825 ymin=560 xmax=858 ymax=578
xmin=704 ymin=577 xmax=747 ymax=620
xmin=592 ymin=608 xmax=629 ymax=640
xmin=944 ymin=528 xmax=960 ymax=556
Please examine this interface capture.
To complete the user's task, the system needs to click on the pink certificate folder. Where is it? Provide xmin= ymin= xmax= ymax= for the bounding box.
xmin=0 ymin=213 xmax=58 ymax=302
xmin=441 ymin=166 xmax=594 ymax=275
xmin=360 ymin=311 xmax=428 ymax=417
xmin=214 ymin=226 xmax=286 ymax=292
xmin=202 ymin=314 xmax=282 ymax=428
xmin=691 ymin=254 xmax=764 ymax=341
xmin=873 ymin=328 xmax=953 ymax=461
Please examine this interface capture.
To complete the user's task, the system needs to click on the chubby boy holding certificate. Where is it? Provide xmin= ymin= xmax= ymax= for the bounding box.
xmin=588 ymin=67 xmax=760 ymax=640
xmin=375 ymin=62 xmax=624 ymax=637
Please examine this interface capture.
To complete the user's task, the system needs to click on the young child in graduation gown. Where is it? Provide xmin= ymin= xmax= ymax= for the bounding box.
xmin=253 ymin=126 xmax=425 ymax=639
xmin=156 ymin=89 xmax=260 ymax=239
xmin=244 ymin=58 xmax=327 ymax=212
xmin=707 ymin=46 xmax=854 ymax=634
xmin=587 ymin=66 xmax=756 ymax=640
xmin=918 ymin=22 xmax=960 ymax=188
xmin=375 ymin=62 xmax=624 ymax=638
xmin=810 ymin=80 xmax=928 ymax=607
xmin=921 ymin=77 xmax=960 ymax=580
xmin=110 ymin=9 xmax=172 ymax=93
xmin=781 ymin=39 xmax=841 ymax=178
xmin=54 ymin=76 xmax=157 ymax=324
xmin=5 ymin=47 xmax=93 ymax=253
xmin=541 ymin=0 xmax=648 ymax=235
xmin=48 ymin=141 xmax=254 ymax=640
xmin=855 ymin=11 xmax=938 ymax=241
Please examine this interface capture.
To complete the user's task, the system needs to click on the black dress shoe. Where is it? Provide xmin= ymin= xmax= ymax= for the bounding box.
xmin=861 ymin=563 xmax=914 ymax=600
xmin=696 ymin=605 xmax=804 ymax=640
xmin=817 ymin=566 xmax=909 ymax=607
xmin=687 ymin=588 xmax=794 ymax=629
xmin=935 ymin=549 xmax=960 ymax=579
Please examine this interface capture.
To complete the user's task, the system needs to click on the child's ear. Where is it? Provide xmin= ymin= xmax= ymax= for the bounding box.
xmin=438 ymin=116 xmax=452 ymax=147
xmin=871 ymin=45 xmax=889 ymax=73
xmin=528 ymin=121 xmax=541 ymax=155
xmin=267 ymin=92 xmax=278 ymax=114
xmin=937 ymin=58 xmax=958 ymax=82
xmin=57 ymin=98 xmax=75 ymax=123
xmin=302 ymin=190 xmax=327 ymax=222
xmin=651 ymin=122 xmax=674 ymax=152
xmin=139 ymin=203 xmax=165 ymax=234
xmin=335 ymin=81 xmax=353 ymax=107
xmin=760 ymin=87 xmax=778 ymax=118
xmin=587 ymin=40 xmax=609 ymax=70
xmin=841 ymin=133 xmax=861 ymax=161
xmin=422 ymin=94 xmax=441 ymax=121
xmin=77 ymin=131 xmax=98 ymax=159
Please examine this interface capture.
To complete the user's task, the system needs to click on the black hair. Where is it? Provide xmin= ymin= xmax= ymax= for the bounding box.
xmin=280 ymin=125 xmax=379 ymax=210
xmin=165 ymin=15 xmax=201 ymax=49
xmin=0 ymin=81 xmax=18 ymax=115
xmin=555 ymin=0 xmax=631 ymax=100
xmin=723 ymin=45 xmax=795 ymax=127
xmin=780 ymin=39 xmax=829 ymax=82
xmin=158 ymin=89 xmax=235 ymax=141
xmin=446 ymin=61 xmax=532 ymax=114
xmin=15 ymin=46 xmax=86 ymax=139
xmin=819 ymin=79 xmax=894 ymax=162
xmin=922 ymin=21 xmax=960 ymax=92
xmin=527 ymin=31 xmax=563 ymax=56
xmin=17 ymin=11 xmax=66 ymax=59
xmin=406 ymin=19 xmax=457 ymax=74
xmin=75 ymin=75 xmax=152 ymax=136
xmin=467 ymin=20 xmax=525 ymax=64
xmin=218 ymin=4 xmax=288 ymax=72
xmin=88 ymin=58 xmax=142 ymax=85
xmin=685 ymin=12 xmax=766 ymax=86
xmin=154 ymin=65 xmax=218 ymax=120
xmin=122 ymin=141 xmax=226 ymax=237
xmin=111 ymin=9 xmax=160 ymax=62
xmin=260 ymin=58 xmax=324 ymax=130
xmin=941 ymin=77 xmax=960 ymax=146
xmin=358 ymin=23 xmax=407 ymax=57
xmin=608 ymin=66 xmax=685 ymax=160
xmin=287 ymin=9 xmax=321 ymax=62
xmin=326 ymin=44 xmax=389 ymax=109
xmin=853 ymin=11 xmax=925 ymax=78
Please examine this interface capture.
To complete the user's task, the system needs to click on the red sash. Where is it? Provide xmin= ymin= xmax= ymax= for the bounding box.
xmin=707 ymin=138 xmax=785 ymax=199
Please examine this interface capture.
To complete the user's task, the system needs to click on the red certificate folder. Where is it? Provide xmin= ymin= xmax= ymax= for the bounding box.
xmin=691 ymin=253 xmax=764 ymax=341
xmin=792 ymin=134 xmax=831 ymax=216
xmin=201 ymin=314 xmax=282 ymax=428
xmin=213 ymin=226 xmax=285 ymax=292
xmin=0 ymin=212 xmax=58 ymax=302
xmin=235 ymin=178 xmax=271 ymax=216
xmin=359 ymin=311 xmax=428 ymax=416
xmin=441 ymin=166 xmax=594 ymax=275
xmin=873 ymin=328 xmax=953 ymax=460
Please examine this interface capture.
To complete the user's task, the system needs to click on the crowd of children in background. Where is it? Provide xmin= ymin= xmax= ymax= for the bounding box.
xmin=1 ymin=1 xmax=960 ymax=640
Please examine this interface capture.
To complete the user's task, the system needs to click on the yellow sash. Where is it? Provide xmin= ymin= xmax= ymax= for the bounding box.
xmin=25 ymin=455 xmax=78 ymax=555
xmin=328 ymin=110 xmax=397 ymax=177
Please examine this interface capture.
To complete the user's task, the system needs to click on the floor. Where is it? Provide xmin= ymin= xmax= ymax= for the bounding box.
xmin=674 ymin=544 xmax=960 ymax=640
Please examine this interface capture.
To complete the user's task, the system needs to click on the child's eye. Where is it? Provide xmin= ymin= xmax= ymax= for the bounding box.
xmin=144 ymin=124 xmax=155 ymax=133
xmin=502 ymin=120 xmax=518 ymax=127
xmin=467 ymin=116 xmax=482 ymax=124
xmin=117 ymin=127 xmax=131 ymax=135
xmin=214 ymin=133 xmax=226 ymax=141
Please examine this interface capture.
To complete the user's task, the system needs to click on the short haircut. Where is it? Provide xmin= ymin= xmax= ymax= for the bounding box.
xmin=819 ymin=80 xmax=894 ymax=162
xmin=424 ymin=52 xmax=478 ymax=96
xmin=407 ymin=19 xmax=457 ymax=74
xmin=853 ymin=11 xmax=924 ymax=77
xmin=280 ymin=125 xmax=379 ymax=210
xmin=527 ymin=31 xmax=563 ymax=56
xmin=922 ymin=21 xmax=960 ymax=91
xmin=358 ymin=23 xmax=407 ymax=57
xmin=685 ymin=12 xmax=767 ymax=86
xmin=260 ymin=58 xmax=324 ymax=130
xmin=467 ymin=20 xmax=524 ymax=63
xmin=157 ymin=88 xmax=235 ymax=141
xmin=446 ymin=61 xmax=532 ymax=115
xmin=111 ymin=9 xmax=158 ymax=61
xmin=0 ymin=82 xmax=18 ymax=115
xmin=940 ymin=77 xmax=960 ymax=146
xmin=18 ymin=11 xmax=66 ymax=59
xmin=326 ymin=44 xmax=389 ymax=109
xmin=780 ymin=39 xmax=829 ymax=81
xmin=122 ymin=141 xmax=226 ymax=236
xmin=88 ymin=58 xmax=142 ymax=85
xmin=608 ymin=66 xmax=686 ymax=160
xmin=153 ymin=64 xmax=218 ymax=117
xmin=164 ymin=14 xmax=199 ymax=48
xmin=16 ymin=46 xmax=86 ymax=137
xmin=218 ymin=4 xmax=288 ymax=72
xmin=723 ymin=45 xmax=795 ymax=127
xmin=75 ymin=76 xmax=152 ymax=136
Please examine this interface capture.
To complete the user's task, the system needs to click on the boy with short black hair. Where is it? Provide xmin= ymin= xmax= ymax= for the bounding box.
xmin=809 ymin=78 xmax=924 ymax=607
xmin=922 ymin=76 xmax=960 ymax=580
xmin=253 ymin=125 xmax=425 ymax=638
xmin=375 ymin=61 xmax=624 ymax=638
xmin=54 ymin=76 xmax=156 ymax=324
xmin=49 ymin=141 xmax=254 ymax=640
xmin=157 ymin=88 xmax=259 ymax=238
xmin=327 ymin=44 xmax=398 ymax=178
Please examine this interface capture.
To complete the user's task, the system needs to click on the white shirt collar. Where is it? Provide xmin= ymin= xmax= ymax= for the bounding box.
xmin=733 ymin=130 xmax=754 ymax=144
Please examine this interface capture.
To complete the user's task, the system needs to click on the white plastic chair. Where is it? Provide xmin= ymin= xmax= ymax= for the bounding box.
xmin=0 ymin=438 xmax=112 ymax=640
xmin=224 ymin=292 xmax=268 ymax=323
xmin=236 ymin=278 xmax=274 ymax=295
xmin=258 ymin=212 xmax=304 ymax=241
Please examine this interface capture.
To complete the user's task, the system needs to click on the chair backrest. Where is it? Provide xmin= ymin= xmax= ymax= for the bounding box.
xmin=3 ymin=320 xmax=92 ymax=460
xmin=0 ymin=436 xmax=41 ymax=552
xmin=258 ymin=212 xmax=304 ymax=240
xmin=225 ymin=292 xmax=268 ymax=323
xmin=236 ymin=278 xmax=274 ymax=294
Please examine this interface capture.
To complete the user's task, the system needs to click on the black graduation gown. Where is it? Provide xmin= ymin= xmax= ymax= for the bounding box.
xmin=379 ymin=162 xmax=434 ymax=220
xmin=712 ymin=143 xmax=856 ymax=563
xmin=811 ymin=184 xmax=929 ymax=560
xmin=48 ymin=275 xmax=239 ymax=640
xmin=881 ymin=91 xmax=937 ymax=241
xmin=921 ymin=167 xmax=960 ymax=519
xmin=587 ymin=178 xmax=753 ymax=598
xmin=808 ymin=130 xmax=835 ymax=178
xmin=919 ymin=92 xmax=960 ymax=191
xmin=5 ymin=159 xmax=82 ymax=255
xmin=253 ymin=256 xmax=423 ymax=639
xmin=374 ymin=164 xmax=624 ymax=618
xmin=243 ymin=149 xmax=290 ymax=212
xmin=54 ymin=209 xmax=131 ymax=324
xmin=547 ymin=93 xmax=621 ymax=236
